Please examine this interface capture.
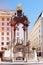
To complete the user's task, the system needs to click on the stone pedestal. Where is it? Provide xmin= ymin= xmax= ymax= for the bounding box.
xmin=34 ymin=50 xmax=38 ymax=61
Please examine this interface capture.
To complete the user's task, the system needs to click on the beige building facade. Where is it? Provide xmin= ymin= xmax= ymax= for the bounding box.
xmin=29 ymin=12 xmax=43 ymax=57
xmin=0 ymin=10 xmax=16 ymax=51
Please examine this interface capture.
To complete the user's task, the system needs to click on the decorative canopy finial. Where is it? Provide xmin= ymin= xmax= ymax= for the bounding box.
xmin=17 ymin=4 xmax=22 ymax=10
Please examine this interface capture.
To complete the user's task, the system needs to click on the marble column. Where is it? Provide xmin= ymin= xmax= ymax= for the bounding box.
xmin=11 ymin=27 xmax=14 ymax=46
xmin=26 ymin=27 xmax=28 ymax=43
xmin=14 ymin=27 xmax=16 ymax=45
xmin=34 ymin=50 xmax=37 ymax=61
xmin=23 ymin=26 xmax=27 ymax=45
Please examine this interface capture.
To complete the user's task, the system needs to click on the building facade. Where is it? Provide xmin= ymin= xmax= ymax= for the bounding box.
xmin=0 ymin=10 xmax=16 ymax=52
xmin=29 ymin=12 xmax=43 ymax=57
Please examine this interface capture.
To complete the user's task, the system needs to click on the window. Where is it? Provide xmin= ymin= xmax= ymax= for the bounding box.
xmin=7 ymin=23 xmax=9 ymax=26
xmin=1 ymin=37 xmax=4 ymax=40
xmin=2 ymin=18 xmax=4 ymax=21
xmin=7 ymin=32 xmax=9 ymax=35
xmin=15 ymin=13 xmax=16 ymax=15
xmin=4 ymin=48 xmax=7 ymax=50
xmin=7 ymin=18 xmax=9 ymax=21
xmin=2 ymin=22 xmax=4 ymax=25
xmin=37 ymin=52 xmax=41 ymax=57
xmin=7 ymin=27 xmax=9 ymax=31
xmin=2 ymin=32 xmax=4 ymax=35
xmin=1 ymin=47 xmax=4 ymax=50
xmin=6 ymin=42 xmax=9 ymax=45
xmin=7 ymin=37 xmax=9 ymax=40
xmin=1 ymin=42 xmax=4 ymax=45
xmin=2 ymin=27 xmax=4 ymax=30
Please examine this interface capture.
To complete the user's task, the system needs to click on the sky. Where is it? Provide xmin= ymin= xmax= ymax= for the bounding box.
xmin=0 ymin=0 xmax=43 ymax=31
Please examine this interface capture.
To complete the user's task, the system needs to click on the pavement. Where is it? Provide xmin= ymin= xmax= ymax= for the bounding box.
xmin=0 ymin=61 xmax=43 ymax=65
xmin=0 ymin=57 xmax=43 ymax=65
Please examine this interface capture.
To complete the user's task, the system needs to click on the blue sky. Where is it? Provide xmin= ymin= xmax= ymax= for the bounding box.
xmin=0 ymin=0 xmax=43 ymax=31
